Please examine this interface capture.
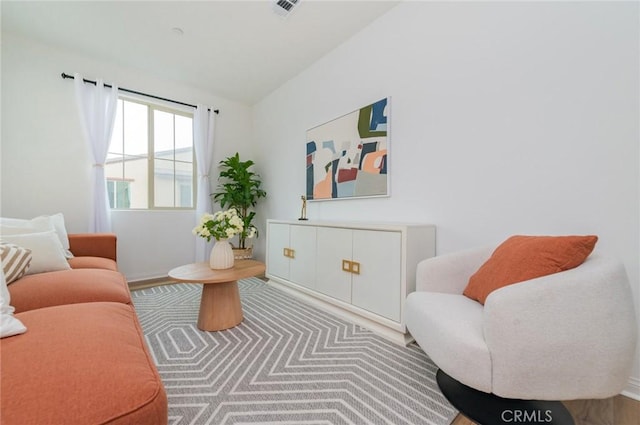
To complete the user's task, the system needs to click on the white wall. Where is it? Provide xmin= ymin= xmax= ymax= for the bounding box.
xmin=252 ymin=2 xmax=640 ymax=397
xmin=0 ymin=33 xmax=254 ymax=281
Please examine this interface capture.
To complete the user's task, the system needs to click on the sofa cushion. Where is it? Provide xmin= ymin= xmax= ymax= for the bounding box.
xmin=68 ymin=256 xmax=118 ymax=271
xmin=0 ymin=302 xmax=167 ymax=425
xmin=1 ymin=243 xmax=32 ymax=284
xmin=1 ymin=213 xmax=73 ymax=258
xmin=8 ymin=269 xmax=131 ymax=313
xmin=463 ymin=235 xmax=598 ymax=304
xmin=0 ymin=231 xmax=70 ymax=275
xmin=42 ymin=212 xmax=73 ymax=257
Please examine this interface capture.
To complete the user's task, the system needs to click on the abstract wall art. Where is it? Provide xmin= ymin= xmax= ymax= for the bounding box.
xmin=306 ymin=97 xmax=389 ymax=201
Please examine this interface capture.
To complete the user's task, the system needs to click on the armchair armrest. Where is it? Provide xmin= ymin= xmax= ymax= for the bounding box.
xmin=68 ymin=233 xmax=117 ymax=262
xmin=415 ymin=246 xmax=493 ymax=294
xmin=483 ymin=254 xmax=638 ymax=400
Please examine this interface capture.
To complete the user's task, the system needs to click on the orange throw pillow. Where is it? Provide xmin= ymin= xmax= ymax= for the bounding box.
xmin=463 ymin=235 xmax=598 ymax=304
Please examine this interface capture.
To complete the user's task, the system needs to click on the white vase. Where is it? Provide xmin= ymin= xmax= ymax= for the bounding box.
xmin=209 ymin=239 xmax=235 ymax=270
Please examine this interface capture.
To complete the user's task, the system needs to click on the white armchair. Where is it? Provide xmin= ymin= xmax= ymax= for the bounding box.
xmin=405 ymin=247 xmax=638 ymax=401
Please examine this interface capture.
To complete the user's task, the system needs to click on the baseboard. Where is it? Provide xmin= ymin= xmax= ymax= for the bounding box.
xmin=128 ymin=275 xmax=173 ymax=290
xmin=622 ymin=376 xmax=640 ymax=401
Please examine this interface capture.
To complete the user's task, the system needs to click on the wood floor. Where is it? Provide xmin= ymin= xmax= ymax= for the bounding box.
xmin=451 ymin=395 xmax=640 ymax=425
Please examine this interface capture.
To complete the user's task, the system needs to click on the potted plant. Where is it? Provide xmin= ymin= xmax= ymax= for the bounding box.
xmin=211 ymin=153 xmax=267 ymax=256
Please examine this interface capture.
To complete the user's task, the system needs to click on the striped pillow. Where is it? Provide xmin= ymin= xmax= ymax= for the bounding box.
xmin=1 ymin=243 xmax=32 ymax=284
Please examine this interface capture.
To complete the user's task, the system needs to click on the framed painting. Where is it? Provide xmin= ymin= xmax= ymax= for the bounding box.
xmin=306 ymin=97 xmax=389 ymax=201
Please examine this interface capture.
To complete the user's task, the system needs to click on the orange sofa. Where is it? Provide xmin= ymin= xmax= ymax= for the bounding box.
xmin=1 ymin=234 xmax=168 ymax=425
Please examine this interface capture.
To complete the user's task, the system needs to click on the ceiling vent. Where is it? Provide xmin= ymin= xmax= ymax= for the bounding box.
xmin=273 ymin=0 xmax=300 ymax=18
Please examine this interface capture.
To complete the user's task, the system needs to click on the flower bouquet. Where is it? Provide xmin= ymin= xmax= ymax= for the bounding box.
xmin=193 ymin=209 xmax=244 ymax=269
xmin=193 ymin=209 xmax=244 ymax=242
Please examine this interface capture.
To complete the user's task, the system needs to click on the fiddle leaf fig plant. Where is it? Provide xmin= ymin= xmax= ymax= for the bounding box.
xmin=211 ymin=153 xmax=266 ymax=249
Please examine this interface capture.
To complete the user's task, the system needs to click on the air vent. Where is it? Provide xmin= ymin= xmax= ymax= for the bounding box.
xmin=273 ymin=0 xmax=300 ymax=18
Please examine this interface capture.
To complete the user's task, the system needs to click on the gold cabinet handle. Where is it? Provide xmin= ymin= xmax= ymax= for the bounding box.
xmin=342 ymin=259 xmax=351 ymax=272
xmin=351 ymin=261 xmax=361 ymax=275
xmin=341 ymin=260 xmax=360 ymax=274
xmin=289 ymin=249 xmax=295 ymax=259
xmin=283 ymin=248 xmax=295 ymax=258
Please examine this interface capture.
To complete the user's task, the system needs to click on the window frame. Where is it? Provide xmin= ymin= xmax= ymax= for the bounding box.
xmin=107 ymin=95 xmax=197 ymax=211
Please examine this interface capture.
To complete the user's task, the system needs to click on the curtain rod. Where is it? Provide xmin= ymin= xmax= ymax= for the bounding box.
xmin=61 ymin=73 xmax=219 ymax=114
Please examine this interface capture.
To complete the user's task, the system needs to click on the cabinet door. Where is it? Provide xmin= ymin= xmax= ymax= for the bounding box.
xmin=267 ymin=223 xmax=290 ymax=280
xmin=316 ymin=227 xmax=352 ymax=303
xmin=351 ymin=230 xmax=402 ymax=322
xmin=289 ymin=225 xmax=317 ymax=290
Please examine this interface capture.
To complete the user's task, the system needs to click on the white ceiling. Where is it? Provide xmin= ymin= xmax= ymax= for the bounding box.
xmin=2 ymin=0 xmax=400 ymax=104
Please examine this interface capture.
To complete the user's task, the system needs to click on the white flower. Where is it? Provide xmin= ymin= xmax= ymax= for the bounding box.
xmin=194 ymin=209 xmax=253 ymax=242
xmin=201 ymin=213 xmax=214 ymax=224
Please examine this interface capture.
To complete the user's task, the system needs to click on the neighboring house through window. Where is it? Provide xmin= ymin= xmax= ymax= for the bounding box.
xmin=107 ymin=180 xmax=131 ymax=208
xmin=106 ymin=97 xmax=195 ymax=209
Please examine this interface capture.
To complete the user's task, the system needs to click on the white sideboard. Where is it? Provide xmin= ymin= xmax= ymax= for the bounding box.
xmin=265 ymin=219 xmax=436 ymax=345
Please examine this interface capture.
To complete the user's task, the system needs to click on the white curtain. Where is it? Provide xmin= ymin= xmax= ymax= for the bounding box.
xmin=193 ymin=105 xmax=216 ymax=261
xmin=74 ymin=73 xmax=118 ymax=233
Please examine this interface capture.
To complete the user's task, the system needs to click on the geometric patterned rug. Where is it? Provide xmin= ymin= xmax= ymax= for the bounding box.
xmin=131 ymin=278 xmax=458 ymax=425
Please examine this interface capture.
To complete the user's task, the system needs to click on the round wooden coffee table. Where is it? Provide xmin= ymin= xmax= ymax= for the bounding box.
xmin=168 ymin=259 xmax=265 ymax=331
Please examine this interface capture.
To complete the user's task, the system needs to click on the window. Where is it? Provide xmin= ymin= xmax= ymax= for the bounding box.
xmin=106 ymin=97 xmax=195 ymax=209
xmin=107 ymin=180 xmax=131 ymax=209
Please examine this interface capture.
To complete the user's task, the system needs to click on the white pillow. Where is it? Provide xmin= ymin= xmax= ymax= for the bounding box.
xmin=0 ymin=271 xmax=27 ymax=338
xmin=0 ymin=217 xmax=28 ymax=227
xmin=1 ymin=214 xmax=72 ymax=258
xmin=0 ymin=231 xmax=70 ymax=275
xmin=36 ymin=213 xmax=71 ymax=254
xmin=0 ymin=216 xmax=52 ymax=234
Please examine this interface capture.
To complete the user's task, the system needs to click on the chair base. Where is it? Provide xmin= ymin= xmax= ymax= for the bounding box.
xmin=436 ymin=369 xmax=574 ymax=425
